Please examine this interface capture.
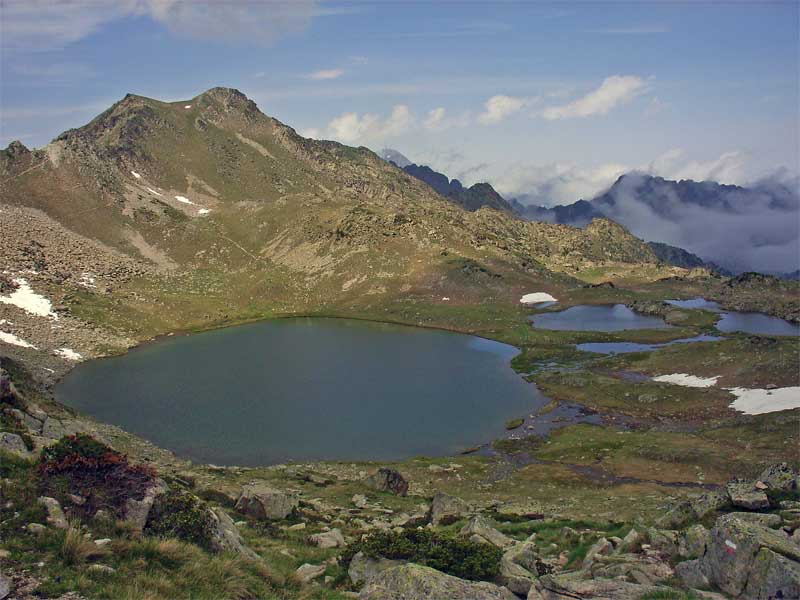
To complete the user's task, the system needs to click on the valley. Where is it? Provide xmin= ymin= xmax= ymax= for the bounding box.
xmin=0 ymin=87 xmax=798 ymax=600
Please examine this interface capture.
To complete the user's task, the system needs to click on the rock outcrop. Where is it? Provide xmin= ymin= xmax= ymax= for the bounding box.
xmin=358 ymin=563 xmax=517 ymax=600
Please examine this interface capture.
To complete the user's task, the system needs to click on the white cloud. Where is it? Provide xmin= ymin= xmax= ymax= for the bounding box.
xmin=541 ymin=75 xmax=647 ymax=120
xmin=495 ymin=161 xmax=629 ymax=205
xmin=2 ymin=0 xmax=319 ymax=50
xmin=665 ymin=151 xmax=747 ymax=185
xmin=478 ymin=95 xmax=530 ymax=124
xmin=326 ymin=105 xmax=414 ymax=144
xmin=424 ymin=107 xmax=447 ymax=130
xmin=306 ymin=68 xmax=345 ymax=80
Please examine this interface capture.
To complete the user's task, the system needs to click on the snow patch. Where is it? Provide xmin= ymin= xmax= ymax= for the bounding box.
xmin=0 ymin=278 xmax=57 ymax=319
xmin=727 ymin=387 xmax=800 ymax=415
xmin=520 ymin=292 xmax=557 ymax=304
xmin=131 ymin=171 xmax=141 ymax=179
xmin=0 ymin=331 xmax=37 ymax=349
xmin=197 ymin=208 xmax=210 ymax=215
xmin=54 ymin=348 xmax=82 ymax=361
xmin=175 ymin=195 xmax=195 ymax=205
xmin=184 ymin=105 xmax=192 ymax=109
xmin=653 ymin=373 xmax=720 ymax=388
xmin=145 ymin=187 xmax=163 ymax=197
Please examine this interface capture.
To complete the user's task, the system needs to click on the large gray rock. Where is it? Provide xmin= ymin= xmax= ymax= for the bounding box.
xmin=208 ymin=508 xmax=259 ymax=560
xmin=295 ymin=563 xmax=326 ymax=584
xmin=675 ymin=558 xmax=709 ymax=589
xmin=656 ymin=500 xmax=697 ymax=529
xmin=758 ymin=463 xmax=798 ymax=493
xmin=124 ymin=479 xmax=167 ymax=533
xmin=582 ymin=537 xmax=613 ymax=568
xmin=497 ymin=544 xmax=538 ymax=596
xmin=701 ymin=513 xmax=800 ymax=597
xmin=0 ymin=432 xmax=31 ymax=458
xmin=681 ymin=524 xmax=711 ymax=559
xmin=691 ymin=489 xmax=731 ymax=519
xmin=460 ymin=516 xmax=514 ymax=548
xmin=37 ymin=496 xmax=68 ymax=529
xmin=532 ymin=571 xmax=671 ymax=599
xmin=8 ymin=408 xmax=42 ymax=435
xmin=743 ymin=547 xmax=800 ymax=599
xmin=727 ymin=481 xmax=770 ymax=510
xmin=358 ymin=564 xmax=517 ymax=600
xmin=348 ymin=551 xmax=405 ymax=585
xmin=309 ymin=528 xmax=345 ymax=548
xmin=0 ymin=571 xmax=11 ymax=600
xmin=235 ymin=484 xmax=299 ymax=520
xmin=727 ymin=512 xmax=782 ymax=528
xmin=428 ymin=491 xmax=470 ymax=526
xmin=364 ymin=468 xmax=409 ymax=496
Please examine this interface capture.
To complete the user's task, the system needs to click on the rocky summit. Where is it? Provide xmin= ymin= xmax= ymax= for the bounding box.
xmin=1 ymin=88 xmax=798 ymax=600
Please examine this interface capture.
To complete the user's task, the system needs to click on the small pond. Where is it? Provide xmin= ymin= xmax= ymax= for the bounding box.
xmin=577 ymin=334 xmax=723 ymax=355
xmin=529 ymin=304 xmax=670 ymax=332
xmin=56 ymin=318 xmax=549 ymax=466
xmin=666 ymin=298 xmax=798 ymax=336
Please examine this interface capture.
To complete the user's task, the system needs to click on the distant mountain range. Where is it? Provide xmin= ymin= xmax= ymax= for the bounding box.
xmin=380 ymin=149 xmax=799 ymax=276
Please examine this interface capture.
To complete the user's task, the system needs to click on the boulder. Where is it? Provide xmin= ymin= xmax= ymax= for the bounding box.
xmin=587 ymin=553 xmax=674 ymax=586
xmin=619 ymin=529 xmax=641 ymax=553
xmin=37 ymin=497 xmax=68 ymax=529
xmin=497 ymin=542 xmax=539 ymax=595
xmin=727 ymin=511 xmax=782 ymax=528
xmin=235 ymin=484 xmax=299 ymax=520
xmin=727 ymin=481 xmax=770 ymax=510
xmin=358 ymin=564 xmax=517 ymax=600
xmin=0 ymin=433 xmax=31 ymax=458
xmin=309 ymin=528 xmax=345 ymax=548
xmin=0 ymin=572 xmax=10 ymax=600
xmin=656 ymin=500 xmax=697 ymax=529
xmin=352 ymin=494 xmax=368 ymax=508
xmin=758 ymin=463 xmax=798 ymax=493
xmin=348 ymin=551 xmax=405 ymax=585
xmin=646 ymin=528 xmax=680 ymax=558
xmin=533 ymin=571 xmax=671 ymax=599
xmin=8 ymin=408 xmax=42 ymax=434
xmin=675 ymin=558 xmax=709 ymax=589
xmin=691 ymin=490 xmax=731 ymax=519
xmin=364 ymin=469 xmax=409 ymax=496
xmin=124 ymin=479 xmax=167 ymax=533
xmin=86 ymin=564 xmax=116 ymax=575
xmin=428 ymin=491 xmax=470 ymax=526
xmin=681 ymin=524 xmax=711 ymax=558
xmin=459 ymin=516 xmax=514 ymax=548
xmin=208 ymin=508 xmax=259 ymax=560
xmin=582 ymin=537 xmax=613 ymax=568
xmin=743 ymin=547 xmax=800 ymax=599
xmin=295 ymin=563 xmax=326 ymax=584
xmin=701 ymin=513 xmax=800 ymax=597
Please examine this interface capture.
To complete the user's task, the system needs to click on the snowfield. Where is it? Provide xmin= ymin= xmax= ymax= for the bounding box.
xmin=0 ymin=278 xmax=57 ymax=319
xmin=0 ymin=330 xmax=37 ymax=349
xmin=175 ymin=195 xmax=195 ymax=205
xmin=727 ymin=387 xmax=800 ymax=415
xmin=653 ymin=373 xmax=720 ymax=388
xmin=54 ymin=348 xmax=83 ymax=361
xmin=520 ymin=292 xmax=557 ymax=304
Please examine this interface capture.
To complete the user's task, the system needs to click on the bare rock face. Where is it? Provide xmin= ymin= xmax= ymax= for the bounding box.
xmin=364 ymin=468 xmax=409 ymax=497
xmin=358 ymin=564 xmax=517 ymax=600
xmin=234 ymin=483 xmax=299 ymax=520
xmin=683 ymin=513 xmax=800 ymax=598
xmin=758 ymin=462 xmax=797 ymax=493
xmin=727 ymin=481 xmax=770 ymax=510
xmin=530 ymin=571 xmax=670 ymax=600
xmin=208 ymin=508 xmax=259 ymax=560
xmin=0 ymin=432 xmax=31 ymax=458
xmin=428 ymin=491 xmax=471 ymax=526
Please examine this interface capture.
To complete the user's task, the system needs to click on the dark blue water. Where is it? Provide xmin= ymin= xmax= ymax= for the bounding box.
xmin=530 ymin=304 xmax=670 ymax=332
xmin=56 ymin=318 xmax=548 ymax=466
xmin=577 ymin=334 xmax=723 ymax=355
xmin=667 ymin=298 xmax=798 ymax=336
xmin=715 ymin=312 xmax=799 ymax=336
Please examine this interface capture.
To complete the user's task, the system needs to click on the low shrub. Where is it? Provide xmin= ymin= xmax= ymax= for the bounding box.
xmin=342 ymin=529 xmax=502 ymax=582
xmin=145 ymin=490 xmax=214 ymax=550
xmin=38 ymin=434 xmax=155 ymax=518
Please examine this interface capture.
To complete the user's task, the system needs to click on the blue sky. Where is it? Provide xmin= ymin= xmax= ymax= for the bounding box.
xmin=2 ymin=1 xmax=797 ymax=204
